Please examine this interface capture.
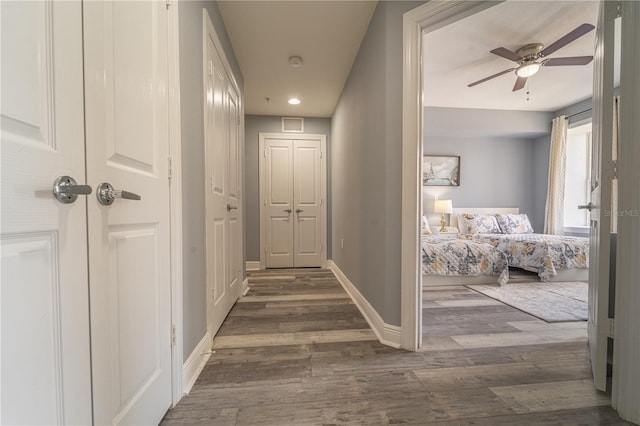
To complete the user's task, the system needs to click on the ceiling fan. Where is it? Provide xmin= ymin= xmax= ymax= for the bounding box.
xmin=468 ymin=23 xmax=595 ymax=92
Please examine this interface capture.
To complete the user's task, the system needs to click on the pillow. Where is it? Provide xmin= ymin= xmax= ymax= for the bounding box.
xmin=460 ymin=213 xmax=502 ymax=234
xmin=421 ymin=216 xmax=432 ymax=234
xmin=456 ymin=214 xmax=469 ymax=233
xmin=495 ymin=213 xmax=534 ymax=234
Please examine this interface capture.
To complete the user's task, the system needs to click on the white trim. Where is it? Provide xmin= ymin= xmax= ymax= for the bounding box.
xmin=181 ymin=333 xmax=212 ymax=396
xmin=242 ymin=277 xmax=249 ymax=296
xmin=245 ymin=261 xmax=261 ymax=271
xmin=612 ymin=2 xmax=640 ymax=423
xmin=259 ymin=132 xmax=327 ymax=270
xmin=328 ymin=261 xmax=401 ymax=348
xmin=167 ymin=0 xmax=184 ymax=407
xmin=401 ymin=1 xmax=502 ymax=352
xmin=563 ymin=225 xmax=590 ymax=235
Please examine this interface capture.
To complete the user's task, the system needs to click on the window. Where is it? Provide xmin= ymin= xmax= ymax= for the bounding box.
xmin=564 ymin=122 xmax=592 ymax=228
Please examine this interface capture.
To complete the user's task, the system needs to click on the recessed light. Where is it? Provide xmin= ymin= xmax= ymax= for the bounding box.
xmin=288 ymin=56 xmax=303 ymax=68
xmin=288 ymin=98 xmax=301 ymax=105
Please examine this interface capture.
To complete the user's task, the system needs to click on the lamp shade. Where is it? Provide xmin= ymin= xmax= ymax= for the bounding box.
xmin=434 ymin=199 xmax=453 ymax=214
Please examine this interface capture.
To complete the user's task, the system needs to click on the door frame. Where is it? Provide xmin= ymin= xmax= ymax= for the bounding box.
xmin=613 ymin=2 xmax=640 ymax=422
xmin=167 ymin=0 xmax=184 ymax=407
xmin=258 ymin=133 xmax=327 ymax=270
xmin=400 ymin=0 xmax=502 ymax=351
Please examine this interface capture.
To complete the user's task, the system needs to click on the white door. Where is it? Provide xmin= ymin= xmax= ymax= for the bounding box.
xmin=205 ymin=13 xmax=243 ymax=338
xmin=293 ymin=140 xmax=323 ymax=267
xmin=261 ymin=135 xmax=326 ymax=269
xmin=83 ymin=1 xmax=172 ymax=424
xmin=588 ymin=0 xmax=616 ymax=392
xmin=0 ymin=2 xmax=92 ymax=424
xmin=264 ymin=139 xmax=295 ymax=268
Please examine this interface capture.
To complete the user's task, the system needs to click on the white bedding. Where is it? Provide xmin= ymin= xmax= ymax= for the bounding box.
xmin=461 ymin=233 xmax=589 ymax=282
xmin=422 ymin=235 xmax=509 ymax=285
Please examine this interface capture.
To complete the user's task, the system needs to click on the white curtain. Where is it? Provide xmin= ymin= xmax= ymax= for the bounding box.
xmin=544 ymin=116 xmax=568 ymax=235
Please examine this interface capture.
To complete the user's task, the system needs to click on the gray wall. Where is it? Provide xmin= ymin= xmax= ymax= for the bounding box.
xmin=244 ymin=115 xmax=332 ymax=261
xmin=423 ymin=107 xmax=553 ymax=233
xmin=178 ymin=0 xmax=243 ymax=360
xmin=331 ymin=1 xmax=423 ymax=327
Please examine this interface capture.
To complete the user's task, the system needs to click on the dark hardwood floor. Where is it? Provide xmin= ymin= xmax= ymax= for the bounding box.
xmin=162 ymin=269 xmax=628 ymax=425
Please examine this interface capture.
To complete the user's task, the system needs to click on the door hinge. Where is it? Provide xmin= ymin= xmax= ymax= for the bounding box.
xmin=612 ymin=160 xmax=618 ymax=180
xmin=208 ymin=60 xmax=213 ymax=77
xmin=171 ymin=324 xmax=176 ymax=347
xmin=165 ymin=0 xmax=172 ymax=10
xmin=609 ymin=318 xmax=615 ymax=338
xmin=264 ymin=149 xmax=267 ymax=158
xmin=168 ymin=157 xmax=173 ymax=181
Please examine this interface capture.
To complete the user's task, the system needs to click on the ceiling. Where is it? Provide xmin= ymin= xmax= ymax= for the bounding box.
xmin=423 ymin=1 xmax=600 ymax=112
xmin=218 ymin=1 xmax=377 ymax=118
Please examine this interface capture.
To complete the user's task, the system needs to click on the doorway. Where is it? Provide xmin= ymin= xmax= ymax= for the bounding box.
xmin=259 ymin=133 xmax=327 ymax=269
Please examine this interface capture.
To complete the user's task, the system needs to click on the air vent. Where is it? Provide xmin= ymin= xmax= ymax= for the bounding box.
xmin=282 ymin=117 xmax=304 ymax=133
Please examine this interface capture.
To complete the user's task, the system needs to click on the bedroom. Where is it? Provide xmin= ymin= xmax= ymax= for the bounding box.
xmin=419 ymin=1 xmax=604 ymax=331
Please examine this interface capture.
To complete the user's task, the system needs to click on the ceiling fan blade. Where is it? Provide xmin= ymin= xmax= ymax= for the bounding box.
xmin=513 ymin=76 xmax=527 ymax=92
xmin=541 ymin=23 xmax=595 ymax=57
xmin=490 ymin=47 xmax=522 ymax=62
xmin=543 ymin=56 xmax=594 ymax=66
xmin=468 ymin=68 xmax=515 ymax=87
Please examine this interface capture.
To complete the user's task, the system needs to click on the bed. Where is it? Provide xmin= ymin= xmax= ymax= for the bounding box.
xmin=451 ymin=208 xmax=589 ymax=282
xmin=422 ymin=234 xmax=510 ymax=286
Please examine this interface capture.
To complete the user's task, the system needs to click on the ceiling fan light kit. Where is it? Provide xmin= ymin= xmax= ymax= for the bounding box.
xmin=516 ymin=61 xmax=541 ymax=78
xmin=468 ymin=23 xmax=595 ymax=92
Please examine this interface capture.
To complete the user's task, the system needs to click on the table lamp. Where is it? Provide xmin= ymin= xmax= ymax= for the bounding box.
xmin=434 ymin=200 xmax=453 ymax=232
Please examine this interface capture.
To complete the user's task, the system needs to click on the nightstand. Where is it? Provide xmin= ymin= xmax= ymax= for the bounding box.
xmin=435 ymin=226 xmax=459 ymax=239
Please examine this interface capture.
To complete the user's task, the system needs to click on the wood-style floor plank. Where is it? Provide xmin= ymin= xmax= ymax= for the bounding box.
xmin=162 ymin=269 xmax=630 ymax=425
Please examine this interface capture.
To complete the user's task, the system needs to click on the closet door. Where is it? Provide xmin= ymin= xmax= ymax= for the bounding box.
xmin=293 ymin=140 xmax=323 ymax=267
xmin=83 ymin=1 xmax=172 ymax=423
xmin=0 ymin=2 xmax=92 ymax=423
xmin=261 ymin=135 xmax=325 ymax=269
xmin=204 ymin=11 xmax=244 ymax=338
xmin=264 ymin=139 xmax=295 ymax=268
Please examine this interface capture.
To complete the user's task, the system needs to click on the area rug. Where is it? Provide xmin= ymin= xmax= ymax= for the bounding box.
xmin=466 ymin=282 xmax=588 ymax=323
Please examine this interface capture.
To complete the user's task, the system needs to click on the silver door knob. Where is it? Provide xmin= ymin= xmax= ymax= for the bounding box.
xmin=226 ymin=204 xmax=238 ymax=211
xmin=97 ymin=182 xmax=141 ymax=206
xmin=284 ymin=208 xmax=292 ymax=213
xmin=53 ymin=176 xmax=93 ymax=204
xmin=578 ymin=203 xmax=593 ymax=211
xmin=295 ymin=209 xmax=304 ymax=213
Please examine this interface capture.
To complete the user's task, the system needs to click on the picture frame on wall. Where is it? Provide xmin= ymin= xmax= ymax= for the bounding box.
xmin=423 ymin=155 xmax=460 ymax=186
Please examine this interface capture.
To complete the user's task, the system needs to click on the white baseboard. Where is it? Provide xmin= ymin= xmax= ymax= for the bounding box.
xmin=242 ymin=277 xmax=249 ymax=296
xmin=246 ymin=261 xmax=261 ymax=271
xmin=182 ymin=332 xmax=212 ymax=395
xmin=327 ymin=260 xmax=402 ymax=348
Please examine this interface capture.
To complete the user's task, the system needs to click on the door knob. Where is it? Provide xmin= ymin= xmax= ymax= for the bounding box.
xmin=578 ymin=203 xmax=593 ymax=211
xmin=226 ymin=204 xmax=238 ymax=211
xmin=284 ymin=208 xmax=292 ymax=213
xmin=53 ymin=176 xmax=93 ymax=204
xmin=97 ymin=182 xmax=141 ymax=206
xmin=295 ymin=209 xmax=304 ymax=214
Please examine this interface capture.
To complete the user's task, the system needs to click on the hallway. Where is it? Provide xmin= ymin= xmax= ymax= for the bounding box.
xmin=162 ymin=270 xmax=627 ymax=425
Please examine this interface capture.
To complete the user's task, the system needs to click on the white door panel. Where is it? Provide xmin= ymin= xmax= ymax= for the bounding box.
xmin=1 ymin=1 xmax=92 ymax=424
xmin=205 ymin=12 xmax=243 ymax=338
xmin=589 ymin=0 xmax=616 ymax=392
xmin=84 ymin=1 xmax=172 ymax=424
xmin=293 ymin=141 xmax=322 ymax=267
xmin=264 ymin=140 xmax=295 ymax=267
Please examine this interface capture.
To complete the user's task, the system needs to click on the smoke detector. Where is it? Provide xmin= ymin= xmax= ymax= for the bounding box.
xmin=288 ymin=55 xmax=303 ymax=68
